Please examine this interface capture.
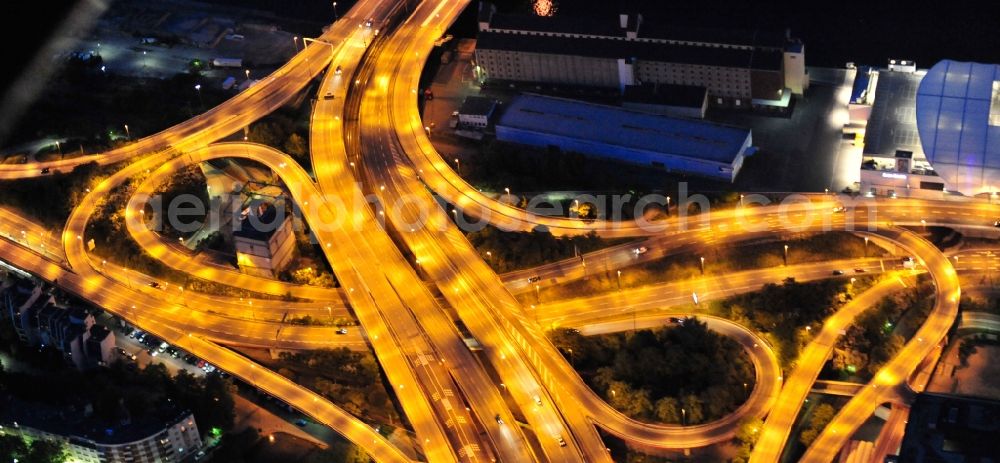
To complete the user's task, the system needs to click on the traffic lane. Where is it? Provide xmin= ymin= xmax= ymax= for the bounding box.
xmin=799 ymin=230 xmax=959 ymax=462
xmin=533 ymin=258 xmax=888 ymax=328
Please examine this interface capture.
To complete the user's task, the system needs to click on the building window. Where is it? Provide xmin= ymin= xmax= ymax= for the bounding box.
xmin=991 ymin=81 xmax=1000 ymax=126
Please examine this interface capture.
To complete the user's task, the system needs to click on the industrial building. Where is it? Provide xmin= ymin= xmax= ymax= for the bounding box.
xmin=457 ymin=96 xmax=498 ymax=128
xmin=234 ymin=200 xmax=295 ymax=278
xmin=495 ymin=94 xmax=753 ymax=182
xmin=853 ymin=59 xmax=1000 ymax=198
xmin=474 ymin=2 xmax=806 ymax=109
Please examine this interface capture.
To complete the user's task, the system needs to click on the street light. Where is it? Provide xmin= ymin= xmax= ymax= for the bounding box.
xmin=194 ymin=84 xmax=203 ymax=108
xmin=244 ymin=69 xmax=251 ymax=82
xmin=616 ymin=270 xmax=622 ymax=290
xmin=332 ymin=1 xmax=338 ymax=18
xmin=124 ymin=124 xmax=131 ymax=139
xmin=293 ymin=36 xmax=300 ymax=51
xmin=783 ymin=244 xmax=789 ymax=266
xmin=454 ymin=158 xmax=460 ymax=174
xmin=699 ymin=256 xmax=705 ymax=275
xmin=864 ymin=236 xmax=869 ymax=257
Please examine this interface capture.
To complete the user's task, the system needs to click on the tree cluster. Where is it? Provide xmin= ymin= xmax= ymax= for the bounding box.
xmin=277 ymin=348 xmax=391 ymax=419
xmin=719 ymin=277 xmax=856 ymax=368
xmin=0 ymin=161 xmax=116 ymax=228
xmin=0 ymin=435 xmax=66 ymax=463
xmin=550 ymin=318 xmax=754 ymax=424
xmin=463 ymin=139 xmax=590 ymax=192
xmin=152 ymin=164 xmax=210 ymax=238
xmin=246 ymin=113 xmax=309 ymax=165
xmin=6 ymin=71 xmax=228 ymax=153
xmin=468 ymin=228 xmax=613 ymax=273
xmin=799 ymin=403 xmax=836 ymax=446
xmin=833 ymin=278 xmax=934 ymax=377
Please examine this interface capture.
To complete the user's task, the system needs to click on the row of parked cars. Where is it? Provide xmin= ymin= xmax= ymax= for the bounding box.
xmin=125 ymin=328 xmax=217 ymax=373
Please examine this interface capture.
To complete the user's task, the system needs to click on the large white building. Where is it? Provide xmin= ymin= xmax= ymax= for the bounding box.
xmin=856 ymin=60 xmax=1000 ymax=198
xmin=916 ymin=60 xmax=1000 ymax=196
xmin=1 ymin=412 xmax=202 ymax=463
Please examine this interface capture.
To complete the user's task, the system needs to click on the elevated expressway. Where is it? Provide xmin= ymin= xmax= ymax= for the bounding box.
xmin=359 ymin=0 xmax=792 ymax=458
xmin=2 ymin=1 xmax=447 ymax=461
xmin=371 ymin=1 xmax=979 ymax=460
xmin=0 ymin=0 xmax=994 ymax=461
xmin=0 ymin=0 xmax=399 ymax=181
xmin=352 ymin=4 xmax=614 ymax=462
xmin=309 ymin=12 xmax=536 ymax=462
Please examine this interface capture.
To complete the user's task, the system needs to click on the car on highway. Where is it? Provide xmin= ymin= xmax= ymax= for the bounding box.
xmin=556 ymin=435 xmax=567 ymax=447
xmin=40 ymin=167 xmax=50 ymax=174
xmin=323 ymin=91 xmax=335 ymax=100
xmin=494 ymin=414 xmax=504 ymax=425
xmin=533 ymin=395 xmax=542 ymax=406
xmin=336 ymin=328 xmax=348 ymax=335
xmin=669 ymin=316 xmax=686 ymax=324
xmin=335 ymin=65 xmax=342 ymax=75
xmin=634 ymin=246 xmax=648 ymax=255
xmin=832 ymin=270 xmax=844 ymax=275
xmin=994 ymin=219 xmax=1000 ymax=228
xmin=296 ymin=418 xmax=308 ymax=427
xmin=854 ymin=268 xmax=866 ymax=273
xmin=147 ymin=281 xmax=161 ymax=289
xmin=832 ymin=205 xmax=846 ymax=213
xmin=527 ymin=275 xmax=541 ymax=283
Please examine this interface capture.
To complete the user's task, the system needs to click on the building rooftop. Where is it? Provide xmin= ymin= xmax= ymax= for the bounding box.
xmin=2 ymin=395 xmax=194 ymax=446
xmin=497 ymin=94 xmax=750 ymax=164
xmin=623 ymin=83 xmax=707 ymax=109
xmin=477 ymin=31 xmax=782 ymax=71
xmin=234 ymin=201 xmax=282 ymax=241
xmin=862 ymin=69 xmax=925 ymax=158
xmin=898 ymin=393 xmax=1000 ymax=462
xmin=3 ymin=279 xmax=38 ymax=311
xmin=459 ymin=96 xmax=497 ymax=117
xmin=488 ymin=12 xmax=630 ymax=38
xmin=642 ymin=25 xmax=790 ymax=50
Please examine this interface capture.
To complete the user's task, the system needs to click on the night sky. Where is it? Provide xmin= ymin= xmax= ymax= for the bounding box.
xmin=3 ymin=0 xmax=1000 ymax=96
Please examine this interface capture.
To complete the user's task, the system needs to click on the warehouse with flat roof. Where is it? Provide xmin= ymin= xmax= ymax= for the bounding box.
xmin=495 ymin=94 xmax=753 ymax=182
